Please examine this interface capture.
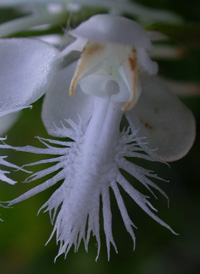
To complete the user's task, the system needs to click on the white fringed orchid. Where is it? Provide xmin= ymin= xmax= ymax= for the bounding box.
xmin=0 ymin=15 xmax=195 ymax=260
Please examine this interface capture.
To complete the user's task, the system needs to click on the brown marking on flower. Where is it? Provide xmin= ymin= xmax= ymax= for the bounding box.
xmin=122 ymin=97 xmax=133 ymax=111
xmin=144 ymin=122 xmax=153 ymax=130
xmin=69 ymin=41 xmax=104 ymax=96
xmin=128 ymin=56 xmax=136 ymax=71
xmin=122 ymin=56 xmax=138 ymax=111
xmin=140 ymin=119 xmax=153 ymax=130
xmin=132 ymin=48 xmax=136 ymax=54
xmin=83 ymin=41 xmax=103 ymax=56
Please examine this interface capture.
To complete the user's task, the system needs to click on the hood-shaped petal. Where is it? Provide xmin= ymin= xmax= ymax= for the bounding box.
xmin=0 ymin=38 xmax=59 ymax=116
xmin=70 ymin=14 xmax=153 ymax=51
xmin=128 ymin=76 xmax=196 ymax=162
xmin=42 ymin=61 xmax=94 ymax=137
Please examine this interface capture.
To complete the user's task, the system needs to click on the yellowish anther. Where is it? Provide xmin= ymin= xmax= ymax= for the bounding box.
xmin=69 ymin=41 xmax=105 ymax=97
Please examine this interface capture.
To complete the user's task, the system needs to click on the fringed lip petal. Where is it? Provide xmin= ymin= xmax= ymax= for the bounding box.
xmin=128 ymin=76 xmax=196 ymax=162
xmin=0 ymin=171 xmax=16 ymax=185
xmin=0 ymin=147 xmax=23 ymax=185
xmin=42 ymin=61 xmax=94 ymax=136
xmin=0 ymin=38 xmax=59 ymax=116
xmin=2 ymin=104 xmax=178 ymax=259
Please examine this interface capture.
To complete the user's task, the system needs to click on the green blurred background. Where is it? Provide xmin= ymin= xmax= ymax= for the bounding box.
xmin=0 ymin=0 xmax=199 ymax=273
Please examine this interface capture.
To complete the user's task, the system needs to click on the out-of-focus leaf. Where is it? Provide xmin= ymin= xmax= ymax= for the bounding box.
xmin=148 ymin=23 xmax=200 ymax=48
xmin=0 ymin=8 xmax=27 ymax=24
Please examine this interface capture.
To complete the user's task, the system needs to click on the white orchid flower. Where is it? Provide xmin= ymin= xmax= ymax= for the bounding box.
xmin=0 ymin=15 xmax=195 ymax=260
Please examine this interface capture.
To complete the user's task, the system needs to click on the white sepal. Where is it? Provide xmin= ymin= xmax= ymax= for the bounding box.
xmin=71 ymin=14 xmax=153 ymax=50
xmin=0 ymin=38 xmax=59 ymax=116
xmin=128 ymin=76 xmax=196 ymax=161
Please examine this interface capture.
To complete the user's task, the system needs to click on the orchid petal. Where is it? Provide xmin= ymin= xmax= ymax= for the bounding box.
xmin=42 ymin=62 xmax=94 ymax=136
xmin=71 ymin=14 xmax=153 ymax=50
xmin=0 ymin=113 xmax=20 ymax=135
xmin=0 ymin=38 xmax=59 ymax=116
xmin=137 ymin=48 xmax=158 ymax=75
xmin=128 ymin=76 xmax=196 ymax=162
xmin=69 ymin=41 xmax=106 ymax=96
xmin=59 ymin=38 xmax=87 ymax=59
xmin=118 ymin=49 xmax=142 ymax=110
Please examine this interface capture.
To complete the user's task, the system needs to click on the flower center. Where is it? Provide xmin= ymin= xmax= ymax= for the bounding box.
xmin=69 ymin=40 xmax=142 ymax=110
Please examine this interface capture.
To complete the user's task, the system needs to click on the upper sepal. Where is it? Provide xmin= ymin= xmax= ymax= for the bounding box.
xmin=70 ymin=14 xmax=153 ymax=51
